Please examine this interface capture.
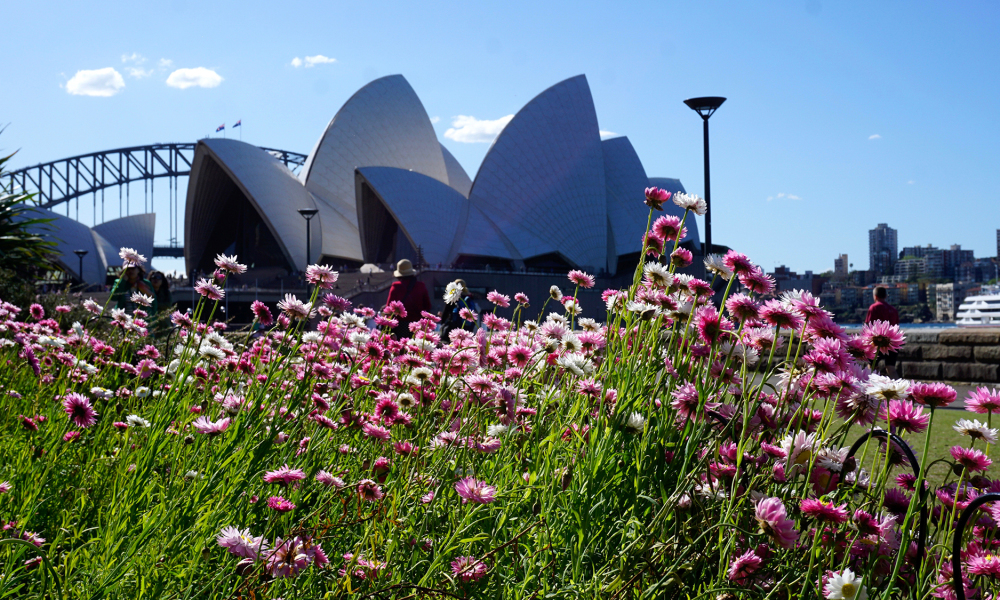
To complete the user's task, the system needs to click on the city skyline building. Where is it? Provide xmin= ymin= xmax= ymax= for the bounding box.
xmin=834 ymin=253 xmax=848 ymax=278
xmin=869 ymin=223 xmax=897 ymax=275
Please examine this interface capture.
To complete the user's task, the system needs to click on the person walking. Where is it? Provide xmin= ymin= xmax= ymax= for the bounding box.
xmin=148 ymin=270 xmax=172 ymax=314
xmin=385 ymin=259 xmax=431 ymax=339
xmin=866 ymin=286 xmax=900 ymax=378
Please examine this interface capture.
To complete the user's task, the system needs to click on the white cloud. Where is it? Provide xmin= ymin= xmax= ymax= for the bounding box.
xmin=907 ymin=180 xmax=915 ymax=185
xmin=443 ymin=114 xmax=514 ymax=143
xmin=599 ymin=130 xmax=618 ymax=139
xmin=65 ymin=68 xmax=125 ymax=97
xmin=126 ymin=67 xmax=153 ymax=78
xmin=766 ymin=192 xmax=802 ymax=202
xmin=291 ymin=55 xmax=336 ymax=68
xmin=166 ymin=67 xmax=223 ymax=89
xmin=121 ymin=52 xmax=146 ymax=64
xmin=868 ymin=134 xmax=881 ymax=140
xmin=158 ymin=58 xmax=173 ymax=69
xmin=429 ymin=116 xmax=440 ymax=124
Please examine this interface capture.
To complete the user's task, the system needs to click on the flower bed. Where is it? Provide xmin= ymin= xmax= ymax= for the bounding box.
xmin=0 ymin=189 xmax=998 ymax=599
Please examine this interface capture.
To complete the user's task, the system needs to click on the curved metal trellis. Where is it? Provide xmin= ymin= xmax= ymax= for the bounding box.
xmin=842 ymin=428 xmax=929 ymax=559
xmin=951 ymin=492 xmax=1000 ymax=600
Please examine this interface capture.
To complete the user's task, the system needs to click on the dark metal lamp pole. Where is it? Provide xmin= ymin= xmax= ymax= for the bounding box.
xmin=683 ymin=96 xmax=726 ymax=255
xmin=297 ymin=208 xmax=319 ymax=269
xmin=73 ymin=249 xmax=88 ymax=285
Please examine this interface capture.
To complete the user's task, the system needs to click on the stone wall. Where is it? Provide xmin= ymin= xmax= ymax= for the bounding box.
xmin=899 ymin=329 xmax=1000 ymax=383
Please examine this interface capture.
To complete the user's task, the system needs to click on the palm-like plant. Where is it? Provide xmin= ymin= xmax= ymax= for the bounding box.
xmin=0 ymin=151 xmax=59 ymax=278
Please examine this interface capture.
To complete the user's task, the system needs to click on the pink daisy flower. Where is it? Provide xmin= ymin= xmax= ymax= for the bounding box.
xmin=727 ymin=549 xmax=762 ymax=584
xmin=459 ymin=307 xmax=478 ymax=322
xmin=860 ymin=320 xmax=905 ymax=355
xmin=62 ymin=393 xmax=98 ymax=429
xmin=357 ymin=479 xmax=384 ymax=502
xmin=643 ymin=232 xmax=664 ymax=256
xmin=799 ymin=498 xmax=848 ymax=523
xmin=315 ymin=470 xmax=345 ymax=488
xmin=451 ymin=556 xmax=488 ymax=582
xmin=651 ymin=215 xmax=687 ymax=242
xmin=263 ymin=464 xmax=307 ymax=486
xmin=322 ymin=293 xmax=352 ymax=312
xmin=738 ymin=268 xmax=775 ymax=295
xmin=881 ymin=399 xmax=930 ymax=434
xmin=696 ymin=305 xmax=732 ymax=346
xmin=725 ymin=293 xmax=760 ymax=321
xmin=968 ymin=554 xmax=1000 ymax=577
xmin=214 ymin=253 xmax=247 ymax=274
xmin=966 ymin=387 xmax=1000 ymax=414
xmin=119 ymin=247 xmax=147 ymax=267
xmin=266 ymin=496 xmax=295 ymax=512
xmin=670 ymin=247 xmax=693 ymax=269
xmin=278 ymin=294 xmax=314 ymax=320
xmin=0 ymin=481 xmax=11 ymax=494
xmin=29 ymin=304 xmax=44 ymax=320
xmin=455 ymin=477 xmax=497 ymax=504
xmin=568 ymin=270 xmax=595 ymax=289
xmin=722 ymin=250 xmax=755 ymax=275
xmin=909 ymin=382 xmax=957 ymax=408
xmin=217 ymin=526 xmax=269 ymax=559
xmin=194 ymin=278 xmax=225 ymax=301
xmin=192 ymin=416 xmax=231 ymax=436
xmin=514 ymin=292 xmax=529 ymax=305
xmin=487 ymin=291 xmax=510 ymax=308
xmin=759 ymin=299 xmax=803 ymax=330
xmin=507 ymin=345 xmax=532 ymax=367
xmin=63 ymin=431 xmax=81 ymax=442
xmin=754 ymin=497 xmax=798 ymax=549
xmin=305 ymin=264 xmax=339 ymax=288
xmin=951 ymin=446 xmax=992 ymax=473
xmin=644 ymin=186 xmax=671 ymax=210
xmin=362 ymin=422 xmax=392 ymax=441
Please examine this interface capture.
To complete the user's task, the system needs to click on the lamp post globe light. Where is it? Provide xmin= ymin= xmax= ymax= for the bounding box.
xmin=683 ymin=96 xmax=726 ymax=255
xmin=297 ymin=208 xmax=319 ymax=269
xmin=73 ymin=249 xmax=88 ymax=285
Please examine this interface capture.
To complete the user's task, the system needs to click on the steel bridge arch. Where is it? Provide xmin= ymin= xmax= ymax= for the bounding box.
xmin=1 ymin=142 xmax=306 ymax=256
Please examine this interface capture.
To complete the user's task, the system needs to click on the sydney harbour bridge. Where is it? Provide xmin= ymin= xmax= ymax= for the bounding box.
xmin=2 ymin=143 xmax=306 ymax=259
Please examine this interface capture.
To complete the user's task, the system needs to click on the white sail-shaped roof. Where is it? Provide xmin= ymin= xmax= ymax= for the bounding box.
xmin=300 ymin=75 xmax=449 ymax=262
xmin=440 ymin=144 xmax=473 ymax=198
xmin=185 ymin=139 xmax=323 ymax=273
xmin=93 ymin=213 xmax=156 ymax=265
xmin=468 ymin=75 xmax=607 ymax=270
xmin=19 ymin=207 xmax=110 ymax=284
xmin=602 ymin=137 xmax=651 ymax=266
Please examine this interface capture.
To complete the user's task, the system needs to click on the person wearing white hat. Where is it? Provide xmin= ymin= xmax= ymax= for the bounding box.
xmin=384 ymin=259 xmax=431 ymax=339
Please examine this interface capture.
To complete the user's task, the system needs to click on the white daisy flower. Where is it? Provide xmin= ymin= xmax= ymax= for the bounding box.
xmin=823 ymin=568 xmax=867 ymax=600
xmin=624 ymin=412 xmax=646 ymax=434
xmin=954 ymin=419 xmax=999 ymax=444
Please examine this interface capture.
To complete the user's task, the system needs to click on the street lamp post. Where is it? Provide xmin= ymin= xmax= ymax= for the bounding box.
xmin=683 ymin=96 xmax=726 ymax=255
xmin=73 ymin=249 xmax=88 ymax=286
xmin=297 ymin=208 xmax=319 ymax=270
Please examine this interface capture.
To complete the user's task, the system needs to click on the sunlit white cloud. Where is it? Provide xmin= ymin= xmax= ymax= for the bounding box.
xmin=868 ymin=134 xmax=881 ymax=140
xmin=166 ymin=67 xmax=223 ymax=89
xmin=291 ymin=55 xmax=337 ymax=68
xmin=766 ymin=192 xmax=802 ymax=202
xmin=126 ymin=67 xmax=153 ymax=78
xmin=599 ymin=130 xmax=618 ymax=139
xmin=429 ymin=116 xmax=441 ymax=124
xmin=907 ymin=180 xmax=915 ymax=184
xmin=65 ymin=68 xmax=125 ymax=97
xmin=121 ymin=52 xmax=145 ymax=64
xmin=443 ymin=114 xmax=514 ymax=143
xmin=158 ymin=58 xmax=173 ymax=69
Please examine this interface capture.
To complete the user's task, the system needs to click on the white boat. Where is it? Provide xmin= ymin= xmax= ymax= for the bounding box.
xmin=956 ymin=284 xmax=1000 ymax=327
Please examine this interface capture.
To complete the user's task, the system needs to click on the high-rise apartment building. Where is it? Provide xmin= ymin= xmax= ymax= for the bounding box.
xmin=869 ymin=223 xmax=897 ymax=275
xmin=996 ymin=229 xmax=999 ymax=259
xmin=834 ymin=254 xmax=848 ymax=278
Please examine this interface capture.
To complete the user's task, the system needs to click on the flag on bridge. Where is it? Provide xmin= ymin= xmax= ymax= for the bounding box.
xmin=216 ymin=124 xmax=225 ymax=132
xmin=233 ymin=119 xmax=241 ymax=128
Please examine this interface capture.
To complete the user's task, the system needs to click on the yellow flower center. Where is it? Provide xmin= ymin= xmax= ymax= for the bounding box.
xmin=795 ymin=449 xmax=812 ymax=466
xmin=842 ymin=583 xmax=856 ymax=598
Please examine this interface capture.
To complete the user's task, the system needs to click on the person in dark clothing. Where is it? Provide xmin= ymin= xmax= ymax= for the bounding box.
xmin=148 ymin=271 xmax=172 ymax=314
xmin=866 ymin=286 xmax=900 ymax=378
xmin=111 ymin=266 xmax=158 ymax=314
xmin=440 ymin=278 xmax=480 ymax=342
xmin=385 ymin=259 xmax=432 ymax=339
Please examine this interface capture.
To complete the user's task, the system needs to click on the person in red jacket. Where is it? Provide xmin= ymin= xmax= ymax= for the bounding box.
xmin=866 ymin=286 xmax=900 ymax=378
xmin=385 ymin=259 xmax=431 ymax=339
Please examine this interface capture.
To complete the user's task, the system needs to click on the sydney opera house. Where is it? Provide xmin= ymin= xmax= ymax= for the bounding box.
xmin=184 ymin=74 xmax=698 ymax=280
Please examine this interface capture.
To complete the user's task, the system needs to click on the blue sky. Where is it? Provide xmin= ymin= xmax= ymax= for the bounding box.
xmin=3 ymin=0 xmax=999 ymax=275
